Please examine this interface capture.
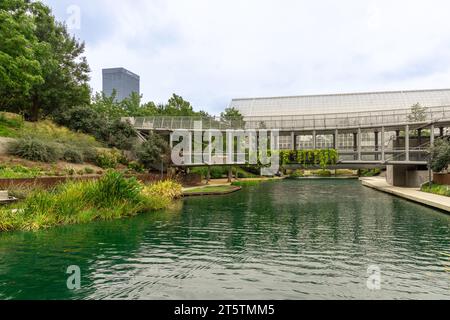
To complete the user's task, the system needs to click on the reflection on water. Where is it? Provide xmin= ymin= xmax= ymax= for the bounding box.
xmin=0 ymin=180 xmax=448 ymax=300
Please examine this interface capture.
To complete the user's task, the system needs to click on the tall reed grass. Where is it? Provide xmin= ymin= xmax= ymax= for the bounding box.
xmin=0 ymin=171 xmax=182 ymax=232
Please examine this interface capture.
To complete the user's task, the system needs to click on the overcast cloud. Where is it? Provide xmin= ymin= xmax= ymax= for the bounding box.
xmin=42 ymin=0 xmax=450 ymax=114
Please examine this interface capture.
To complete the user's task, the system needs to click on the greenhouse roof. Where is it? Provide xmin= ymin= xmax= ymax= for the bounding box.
xmin=229 ymin=88 xmax=450 ymax=117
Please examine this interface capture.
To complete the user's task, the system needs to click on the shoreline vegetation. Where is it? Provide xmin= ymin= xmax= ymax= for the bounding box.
xmin=0 ymin=171 xmax=182 ymax=232
xmin=421 ymin=183 xmax=450 ymax=197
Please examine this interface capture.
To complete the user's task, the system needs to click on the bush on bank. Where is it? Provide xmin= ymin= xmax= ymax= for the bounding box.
xmin=0 ymin=171 xmax=182 ymax=232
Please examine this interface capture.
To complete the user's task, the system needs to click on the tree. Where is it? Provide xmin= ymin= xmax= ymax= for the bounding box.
xmin=28 ymin=1 xmax=90 ymax=120
xmin=0 ymin=1 xmax=44 ymax=113
xmin=221 ymin=107 xmax=244 ymax=122
xmin=430 ymin=139 xmax=450 ymax=173
xmin=135 ymin=132 xmax=170 ymax=169
xmin=0 ymin=0 xmax=90 ymax=120
xmin=407 ymin=103 xmax=427 ymax=123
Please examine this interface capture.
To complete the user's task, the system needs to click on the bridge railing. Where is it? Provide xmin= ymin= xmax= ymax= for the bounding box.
xmin=124 ymin=105 xmax=450 ymax=131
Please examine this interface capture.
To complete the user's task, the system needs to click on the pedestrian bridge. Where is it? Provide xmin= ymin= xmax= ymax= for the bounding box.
xmin=123 ymin=105 xmax=450 ymax=167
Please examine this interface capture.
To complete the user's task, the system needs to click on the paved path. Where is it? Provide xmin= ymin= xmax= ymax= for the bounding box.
xmin=360 ymin=177 xmax=450 ymax=213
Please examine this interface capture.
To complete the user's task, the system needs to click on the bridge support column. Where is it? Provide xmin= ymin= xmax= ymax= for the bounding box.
xmin=228 ymin=166 xmax=233 ymax=183
xmin=188 ymin=132 xmax=193 ymax=165
xmin=430 ymin=124 xmax=435 ymax=146
xmin=374 ymin=131 xmax=379 ymax=161
xmin=357 ymin=128 xmax=362 ymax=161
xmin=291 ymin=132 xmax=296 ymax=150
xmin=381 ymin=127 xmax=385 ymax=162
xmin=405 ymin=125 xmax=410 ymax=162
xmin=312 ymin=131 xmax=317 ymax=150
xmin=333 ymin=129 xmax=338 ymax=149
xmin=417 ymin=128 xmax=422 ymax=147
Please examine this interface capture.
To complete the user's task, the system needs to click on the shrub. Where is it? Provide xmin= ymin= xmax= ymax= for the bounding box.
xmin=9 ymin=137 xmax=60 ymax=163
xmin=142 ymin=180 xmax=183 ymax=202
xmin=0 ymin=171 xmax=173 ymax=231
xmin=359 ymin=168 xmax=382 ymax=177
xmin=316 ymin=169 xmax=332 ymax=177
xmin=62 ymin=149 xmax=84 ymax=164
xmin=421 ymin=183 xmax=450 ymax=197
xmin=85 ymin=171 xmax=143 ymax=205
xmin=52 ymin=105 xmax=108 ymax=140
xmin=105 ymin=119 xmax=137 ymax=150
xmin=0 ymin=165 xmax=43 ymax=179
xmin=84 ymin=167 xmax=95 ymax=174
xmin=95 ymin=149 xmax=120 ymax=169
xmin=128 ymin=161 xmax=145 ymax=173
xmin=135 ymin=132 xmax=170 ymax=169
xmin=80 ymin=147 xmax=98 ymax=163
xmin=430 ymin=139 xmax=450 ymax=173
xmin=289 ymin=170 xmax=304 ymax=178
xmin=0 ymin=112 xmax=24 ymax=137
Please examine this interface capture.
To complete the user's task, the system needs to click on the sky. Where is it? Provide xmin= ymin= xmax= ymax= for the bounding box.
xmin=42 ymin=0 xmax=450 ymax=115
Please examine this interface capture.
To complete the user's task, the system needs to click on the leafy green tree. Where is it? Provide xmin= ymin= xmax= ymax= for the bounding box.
xmin=91 ymin=91 xmax=125 ymax=119
xmin=430 ymin=139 xmax=450 ymax=173
xmin=0 ymin=0 xmax=44 ymax=113
xmin=407 ymin=103 xmax=427 ymax=123
xmin=0 ymin=0 xmax=90 ymax=120
xmin=135 ymin=132 xmax=170 ymax=169
xmin=220 ymin=107 xmax=244 ymax=122
xmin=28 ymin=1 xmax=90 ymax=120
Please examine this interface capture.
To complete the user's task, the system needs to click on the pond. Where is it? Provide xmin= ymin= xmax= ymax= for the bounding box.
xmin=0 ymin=180 xmax=448 ymax=299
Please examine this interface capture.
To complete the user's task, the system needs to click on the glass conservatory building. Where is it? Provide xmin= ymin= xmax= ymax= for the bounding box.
xmin=228 ymin=89 xmax=450 ymax=150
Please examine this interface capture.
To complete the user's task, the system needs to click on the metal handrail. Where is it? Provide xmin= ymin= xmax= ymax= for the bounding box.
xmin=123 ymin=105 xmax=450 ymax=131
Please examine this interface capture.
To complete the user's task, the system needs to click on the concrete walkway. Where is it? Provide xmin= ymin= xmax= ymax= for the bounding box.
xmin=360 ymin=177 xmax=450 ymax=213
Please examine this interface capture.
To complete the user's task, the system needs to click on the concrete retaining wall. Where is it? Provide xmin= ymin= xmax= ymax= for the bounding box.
xmin=386 ymin=165 xmax=429 ymax=187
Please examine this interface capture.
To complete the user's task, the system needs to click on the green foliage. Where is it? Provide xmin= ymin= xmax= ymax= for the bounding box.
xmin=0 ymin=3 xmax=44 ymax=110
xmin=190 ymin=166 xmax=229 ymax=179
xmin=8 ymin=137 xmax=60 ymax=162
xmin=52 ymin=105 xmax=107 ymax=138
xmin=315 ymin=169 xmax=332 ymax=177
xmin=0 ymin=165 xmax=43 ymax=179
xmin=236 ymin=168 xmax=258 ymax=179
xmin=20 ymin=120 xmax=101 ymax=149
xmin=288 ymin=170 xmax=304 ymax=178
xmin=135 ymin=132 xmax=170 ymax=169
xmin=84 ymin=167 xmax=95 ymax=174
xmin=142 ymin=180 xmax=183 ymax=202
xmin=359 ymin=168 xmax=382 ymax=177
xmin=62 ymin=148 xmax=83 ymax=164
xmin=105 ymin=119 xmax=137 ymax=150
xmin=0 ymin=0 xmax=90 ymax=120
xmin=231 ymin=179 xmax=273 ymax=187
xmin=407 ymin=103 xmax=427 ymax=123
xmin=0 ymin=171 xmax=182 ymax=231
xmin=95 ymin=149 xmax=121 ymax=169
xmin=128 ymin=161 xmax=145 ymax=173
xmin=0 ymin=113 xmax=24 ymax=137
xmin=280 ymin=149 xmax=339 ymax=169
xmin=421 ymin=183 xmax=450 ymax=197
xmin=430 ymin=139 xmax=450 ymax=173
xmin=220 ymin=107 xmax=244 ymax=125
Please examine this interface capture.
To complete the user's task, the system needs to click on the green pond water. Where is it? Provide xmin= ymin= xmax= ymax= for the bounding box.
xmin=0 ymin=180 xmax=449 ymax=300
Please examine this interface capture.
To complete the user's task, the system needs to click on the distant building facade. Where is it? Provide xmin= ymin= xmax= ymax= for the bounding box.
xmin=102 ymin=68 xmax=140 ymax=101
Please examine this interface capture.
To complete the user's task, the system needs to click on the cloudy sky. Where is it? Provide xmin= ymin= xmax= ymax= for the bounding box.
xmin=42 ymin=0 xmax=450 ymax=115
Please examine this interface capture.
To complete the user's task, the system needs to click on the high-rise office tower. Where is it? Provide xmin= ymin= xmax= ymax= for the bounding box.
xmin=102 ymin=68 xmax=140 ymax=101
